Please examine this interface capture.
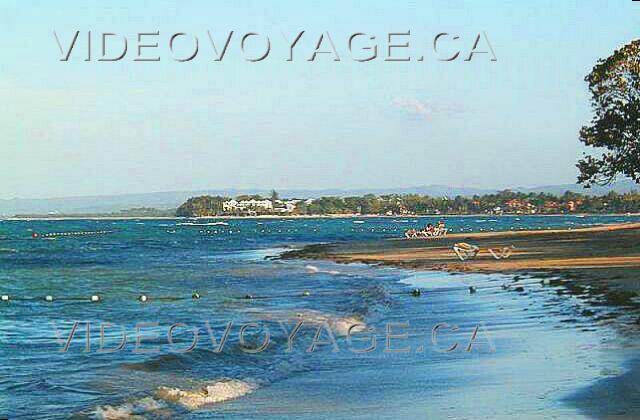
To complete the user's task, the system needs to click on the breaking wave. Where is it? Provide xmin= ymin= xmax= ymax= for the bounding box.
xmin=91 ymin=378 xmax=256 ymax=417
xmin=247 ymin=308 xmax=367 ymax=336
xmin=305 ymin=264 xmax=341 ymax=275
xmin=156 ymin=378 xmax=256 ymax=410
xmin=92 ymin=397 xmax=168 ymax=419
xmin=176 ymin=222 xmax=229 ymax=226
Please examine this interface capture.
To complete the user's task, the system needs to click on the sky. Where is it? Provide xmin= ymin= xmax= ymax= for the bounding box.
xmin=1 ymin=0 xmax=639 ymax=198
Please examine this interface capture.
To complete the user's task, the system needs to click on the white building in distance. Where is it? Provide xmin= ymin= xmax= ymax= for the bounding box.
xmin=223 ymin=198 xmax=300 ymax=214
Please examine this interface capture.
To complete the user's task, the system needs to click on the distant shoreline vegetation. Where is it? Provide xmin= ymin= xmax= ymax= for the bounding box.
xmin=10 ymin=190 xmax=640 ymax=219
xmin=174 ymin=190 xmax=640 ymax=217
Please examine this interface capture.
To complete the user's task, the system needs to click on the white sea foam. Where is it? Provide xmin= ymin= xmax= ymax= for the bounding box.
xmin=305 ymin=264 xmax=320 ymax=273
xmin=329 ymin=315 xmax=367 ymax=336
xmin=176 ymin=222 xmax=229 ymax=226
xmin=156 ymin=378 xmax=256 ymax=410
xmin=92 ymin=397 xmax=167 ymax=419
xmin=250 ymin=309 xmax=366 ymax=336
xmin=305 ymin=264 xmax=340 ymax=275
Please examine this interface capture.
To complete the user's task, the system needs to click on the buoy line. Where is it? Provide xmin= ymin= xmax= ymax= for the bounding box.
xmin=0 ymin=293 xmax=201 ymax=304
xmin=0 ymin=279 xmax=567 ymax=305
xmin=31 ymin=230 xmax=115 ymax=239
xmin=235 ymin=279 xmax=562 ymax=300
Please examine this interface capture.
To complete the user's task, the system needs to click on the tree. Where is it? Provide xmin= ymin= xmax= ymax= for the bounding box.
xmin=176 ymin=195 xmax=228 ymax=217
xmin=578 ymin=40 xmax=640 ymax=187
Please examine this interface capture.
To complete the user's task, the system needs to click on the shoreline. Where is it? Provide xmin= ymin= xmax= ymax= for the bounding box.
xmin=5 ymin=213 xmax=640 ymax=221
xmin=280 ymin=222 xmax=640 ymax=274
xmin=281 ymin=221 xmax=640 ymax=419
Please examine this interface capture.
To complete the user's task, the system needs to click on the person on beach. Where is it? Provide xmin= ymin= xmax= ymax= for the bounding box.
xmin=404 ymin=228 xmax=418 ymax=239
xmin=425 ymin=223 xmax=435 ymax=236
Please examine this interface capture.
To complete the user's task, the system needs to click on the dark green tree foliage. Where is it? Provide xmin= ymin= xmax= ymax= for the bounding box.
xmin=578 ymin=40 xmax=640 ymax=186
xmin=175 ymin=195 xmax=228 ymax=217
xmin=175 ymin=190 xmax=640 ymax=216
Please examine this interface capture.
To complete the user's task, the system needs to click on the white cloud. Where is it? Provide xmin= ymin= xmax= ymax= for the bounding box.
xmin=392 ymin=97 xmax=464 ymax=120
xmin=392 ymin=98 xmax=433 ymax=119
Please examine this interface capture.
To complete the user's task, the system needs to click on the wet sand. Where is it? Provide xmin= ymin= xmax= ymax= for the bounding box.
xmin=281 ymin=222 xmax=640 ymax=419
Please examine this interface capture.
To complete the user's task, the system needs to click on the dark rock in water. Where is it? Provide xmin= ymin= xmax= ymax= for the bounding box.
xmin=411 ymin=288 xmax=421 ymax=297
xmin=469 ymin=286 xmax=477 ymax=294
xmin=514 ymin=286 xmax=525 ymax=293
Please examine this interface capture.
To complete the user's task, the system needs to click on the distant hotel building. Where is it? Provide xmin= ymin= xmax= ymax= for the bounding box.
xmin=222 ymin=199 xmax=302 ymax=214
xmin=223 ymin=199 xmax=273 ymax=213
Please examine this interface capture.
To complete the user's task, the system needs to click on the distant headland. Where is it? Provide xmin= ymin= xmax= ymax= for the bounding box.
xmin=9 ymin=189 xmax=640 ymax=219
xmin=5 ymin=180 xmax=639 ymax=217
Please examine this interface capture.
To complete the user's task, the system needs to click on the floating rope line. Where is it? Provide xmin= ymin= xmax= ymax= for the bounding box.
xmin=234 ymin=279 xmax=562 ymax=301
xmin=397 ymin=279 xmax=563 ymax=296
xmin=0 ymin=279 xmax=568 ymax=305
xmin=0 ymin=295 xmax=101 ymax=303
xmin=134 ymin=294 xmax=194 ymax=303
xmin=31 ymin=230 xmax=114 ymax=239
xmin=0 ymin=293 xmax=198 ymax=304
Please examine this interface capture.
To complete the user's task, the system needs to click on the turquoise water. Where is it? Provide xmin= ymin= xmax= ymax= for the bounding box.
xmin=1 ymin=215 xmax=639 ymax=418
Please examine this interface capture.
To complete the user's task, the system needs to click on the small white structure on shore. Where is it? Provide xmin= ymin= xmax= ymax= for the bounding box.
xmin=223 ymin=199 xmax=274 ymax=213
xmin=223 ymin=198 xmax=298 ymax=214
xmin=222 ymin=199 xmax=239 ymax=212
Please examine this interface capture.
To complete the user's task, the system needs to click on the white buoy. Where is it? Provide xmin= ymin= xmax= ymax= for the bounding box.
xmin=90 ymin=295 xmax=100 ymax=302
xmin=541 ymin=278 xmax=551 ymax=285
xmin=139 ymin=294 xmax=148 ymax=302
xmin=44 ymin=295 xmax=54 ymax=302
xmin=1 ymin=295 xmax=9 ymax=302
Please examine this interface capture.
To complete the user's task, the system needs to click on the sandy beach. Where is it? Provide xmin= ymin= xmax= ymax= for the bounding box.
xmin=282 ymin=222 xmax=640 ymax=274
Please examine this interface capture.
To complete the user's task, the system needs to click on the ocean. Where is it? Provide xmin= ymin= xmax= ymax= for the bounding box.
xmin=1 ymin=215 xmax=639 ymax=419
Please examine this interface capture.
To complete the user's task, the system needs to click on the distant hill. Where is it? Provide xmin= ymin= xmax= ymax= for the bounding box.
xmin=516 ymin=180 xmax=640 ymax=196
xmin=1 ymin=180 xmax=637 ymax=216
